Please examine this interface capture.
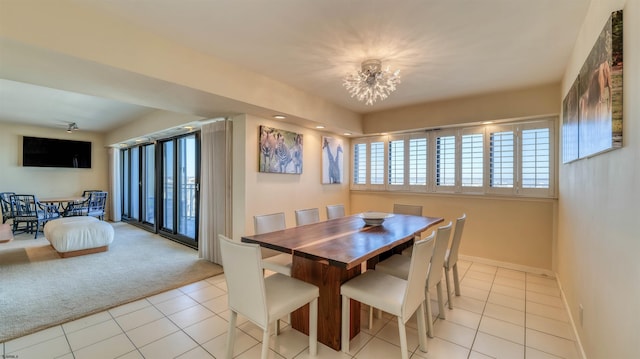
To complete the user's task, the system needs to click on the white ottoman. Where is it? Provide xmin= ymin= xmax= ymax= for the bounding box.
xmin=44 ymin=216 xmax=114 ymax=258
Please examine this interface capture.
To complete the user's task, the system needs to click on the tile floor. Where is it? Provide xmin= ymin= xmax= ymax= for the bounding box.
xmin=0 ymin=260 xmax=581 ymax=359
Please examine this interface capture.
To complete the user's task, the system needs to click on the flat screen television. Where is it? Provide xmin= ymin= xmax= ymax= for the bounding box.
xmin=22 ymin=136 xmax=92 ymax=168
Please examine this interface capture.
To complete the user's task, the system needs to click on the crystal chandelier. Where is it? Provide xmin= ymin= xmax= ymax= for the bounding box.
xmin=343 ymin=59 xmax=401 ymax=106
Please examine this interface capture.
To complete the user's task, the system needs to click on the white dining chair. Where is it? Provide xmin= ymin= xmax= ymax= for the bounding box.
xmin=254 ymin=212 xmax=292 ymax=276
xmin=219 ymin=235 xmax=319 ymax=359
xmin=295 ymin=208 xmax=320 ymax=226
xmin=340 ymin=232 xmax=435 ymax=358
xmin=326 ymin=204 xmax=345 ymax=219
xmin=375 ymin=221 xmax=452 ymax=337
xmin=393 ymin=203 xmax=423 ymax=216
xmin=444 ymin=213 xmax=466 ymax=309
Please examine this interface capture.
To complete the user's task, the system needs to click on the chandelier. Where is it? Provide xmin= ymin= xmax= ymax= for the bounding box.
xmin=343 ymin=59 xmax=401 ymax=106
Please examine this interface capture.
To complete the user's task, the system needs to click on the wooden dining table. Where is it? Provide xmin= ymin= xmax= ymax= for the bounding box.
xmin=241 ymin=213 xmax=444 ymax=350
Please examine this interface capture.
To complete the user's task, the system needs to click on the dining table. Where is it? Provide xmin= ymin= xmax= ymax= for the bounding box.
xmin=241 ymin=213 xmax=444 ymax=350
xmin=39 ymin=196 xmax=86 ymax=216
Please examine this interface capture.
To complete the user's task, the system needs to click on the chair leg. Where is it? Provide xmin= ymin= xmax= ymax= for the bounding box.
xmin=341 ymin=295 xmax=350 ymax=353
xmin=397 ymin=317 xmax=409 ymax=359
xmin=425 ymin=291 xmax=434 ymax=338
xmin=225 ymin=311 xmax=237 ymax=359
xmin=275 ymin=319 xmax=280 ymax=335
xmin=416 ymin=302 xmax=428 ymax=353
xmin=453 ymin=264 xmax=461 ymax=296
xmin=309 ymin=298 xmax=318 ymax=356
xmin=445 ymin=266 xmax=454 ymax=309
xmin=261 ymin=327 xmax=270 ymax=359
xmin=436 ymin=281 xmax=446 ymax=319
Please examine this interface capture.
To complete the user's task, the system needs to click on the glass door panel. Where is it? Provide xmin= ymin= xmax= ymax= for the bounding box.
xmin=162 ymin=141 xmax=174 ymax=231
xmin=177 ymin=135 xmax=197 ymax=238
xmin=130 ymin=147 xmax=140 ymax=220
xmin=143 ymin=144 xmax=155 ymax=225
xmin=122 ymin=149 xmax=130 ymax=218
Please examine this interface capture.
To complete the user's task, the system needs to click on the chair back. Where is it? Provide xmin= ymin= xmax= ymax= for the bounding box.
xmin=402 ymin=232 xmax=435 ymax=319
xmin=427 ymin=222 xmax=453 ymax=288
xmin=326 ymin=204 xmax=345 ymax=219
xmin=448 ymin=214 xmax=466 ymax=267
xmin=254 ymin=212 xmax=286 ymax=234
xmin=82 ymin=190 xmax=102 ymax=197
xmin=295 ymin=208 xmax=320 ymax=226
xmin=393 ymin=204 xmax=423 ymax=216
xmin=219 ymin=235 xmax=269 ymax=328
xmin=87 ymin=191 xmax=108 ymax=217
xmin=10 ymin=194 xmax=38 ymax=218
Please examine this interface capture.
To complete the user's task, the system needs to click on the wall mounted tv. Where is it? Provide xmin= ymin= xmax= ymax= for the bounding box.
xmin=22 ymin=136 xmax=92 ymax=168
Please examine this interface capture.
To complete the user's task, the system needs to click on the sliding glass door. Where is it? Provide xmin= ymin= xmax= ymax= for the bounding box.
xmin=121 ymin=144 xmax=155 ymax=230
xmin=159 ymin=133 xmax=200 ymax=247
xmin=121 ymin=132 xmax=200 ymax=248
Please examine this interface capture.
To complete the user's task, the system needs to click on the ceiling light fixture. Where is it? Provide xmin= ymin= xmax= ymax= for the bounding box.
xmin=315 ymin=125 xmax=325 ymax=129
xmin=66 ymin=122 xmax=78 ymax=133
xmin=273 ymin=115 xmax=286 ymax=119
xmin=343 ymin=59 xmax=401 ymax=106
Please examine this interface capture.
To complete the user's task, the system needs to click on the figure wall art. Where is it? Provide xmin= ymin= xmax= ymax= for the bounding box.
xmin=322 ymin=136 xmax=344 ymax=184
xmin=259 ymin=125 xmax=303 ymax=174
xmin=562 ymin=10 xmax=623 ymax=163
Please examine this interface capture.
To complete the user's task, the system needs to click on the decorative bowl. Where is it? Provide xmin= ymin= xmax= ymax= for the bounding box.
xmin=357 ymin=212 xmax=394 ymax=226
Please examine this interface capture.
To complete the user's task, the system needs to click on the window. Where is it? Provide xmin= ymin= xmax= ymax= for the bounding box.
xmin=521 ymin=128 xmax=550 ymax=188
xmin=489 ymin=128 xmax=515 ymax=189
xmin=350 ymin=118 xmax=555 ymax=198
xmin=388 ymin=139 xmax=404 ymax=186
xmin=370 ymin=141 xmax=385 ymax=185
xmin=351 ymin=138 xmax=386 ymax=190
xmin=461 ymin=130 xmax=483 ymax=190
xmin=353 ymin=143 xmax=367 ymax=185
xmin=409 ymin=137 xmax=427 ymax=186
xmin=435 ymin=134 xmax=456 ymax=189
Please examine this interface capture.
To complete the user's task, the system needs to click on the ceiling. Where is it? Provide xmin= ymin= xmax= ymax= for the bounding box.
xmin=0 ymin=0 xmax=590 ymax=132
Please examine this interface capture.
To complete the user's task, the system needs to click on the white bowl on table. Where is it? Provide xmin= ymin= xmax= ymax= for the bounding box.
xmin=357 ymin=212 xmax=394 ymax=226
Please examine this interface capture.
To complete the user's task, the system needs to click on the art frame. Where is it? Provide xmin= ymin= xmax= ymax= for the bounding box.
xmin=562 ymin=10 xmax=623 ymax=163
xmin=259 ymin=125 xmax=303 ymax=174
xmin=321 ymin=136 xmax=344 ymax=184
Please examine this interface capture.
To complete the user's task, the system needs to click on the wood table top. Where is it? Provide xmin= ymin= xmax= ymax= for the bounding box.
xmin=242 ymin=214 xmax=443 ymax=270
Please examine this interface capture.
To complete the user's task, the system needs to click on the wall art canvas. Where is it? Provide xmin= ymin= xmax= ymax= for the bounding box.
xmin=259 ymin=125 xmax=303 ymax=174
xmin=322 ymin=136 xmax=344 ymax=184
xmin=563 ymin=10 xmax=623 ymax=163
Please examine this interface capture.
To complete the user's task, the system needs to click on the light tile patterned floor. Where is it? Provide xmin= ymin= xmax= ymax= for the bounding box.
xmin=1 ymin=260 xmax=581 ymax=358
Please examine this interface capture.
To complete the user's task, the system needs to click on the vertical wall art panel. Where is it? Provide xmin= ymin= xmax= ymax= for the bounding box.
xmin=562 ymin=77 xmax=580 ymax=163
xmin=259 ymin=125 xmax=303 ymax=174
xmin=321 ymin=136 xmax=344 ymax=184
xmin=569 ymin=10 xmax=623 ymax=160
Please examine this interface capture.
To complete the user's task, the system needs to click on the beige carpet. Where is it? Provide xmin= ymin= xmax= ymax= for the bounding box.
xmin=0 ymin=222 xmax=223 ymax=342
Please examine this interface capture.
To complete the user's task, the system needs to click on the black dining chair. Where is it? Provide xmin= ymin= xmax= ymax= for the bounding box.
xmin=10 ymin=194 xmax=60 ymax=238
xmin=0 ymin=192 xmax=16 ymax=224
xmin=86 ymin=191 xmax=108 ymax=220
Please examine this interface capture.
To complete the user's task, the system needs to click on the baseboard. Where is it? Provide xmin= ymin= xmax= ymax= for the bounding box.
xmin=459 ymin=255 xmax=555 ymax=277
xmin=555 ymin=274 xmax=588 ymax=359
xmin=458 ymin=254 xmax=587 ymax=358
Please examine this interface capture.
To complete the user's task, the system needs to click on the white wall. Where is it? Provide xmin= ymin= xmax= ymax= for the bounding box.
xmin=558 ymin=0 xmax=639 ymax=357
xmin=232 ymin=114 xmax=351 ymax=239
xmin=0 ymin=122 xmax=109 ymax=198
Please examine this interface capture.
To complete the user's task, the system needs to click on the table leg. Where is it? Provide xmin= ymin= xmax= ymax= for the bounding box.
xmin=291 ymin=255 xmax=361 ymax=351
